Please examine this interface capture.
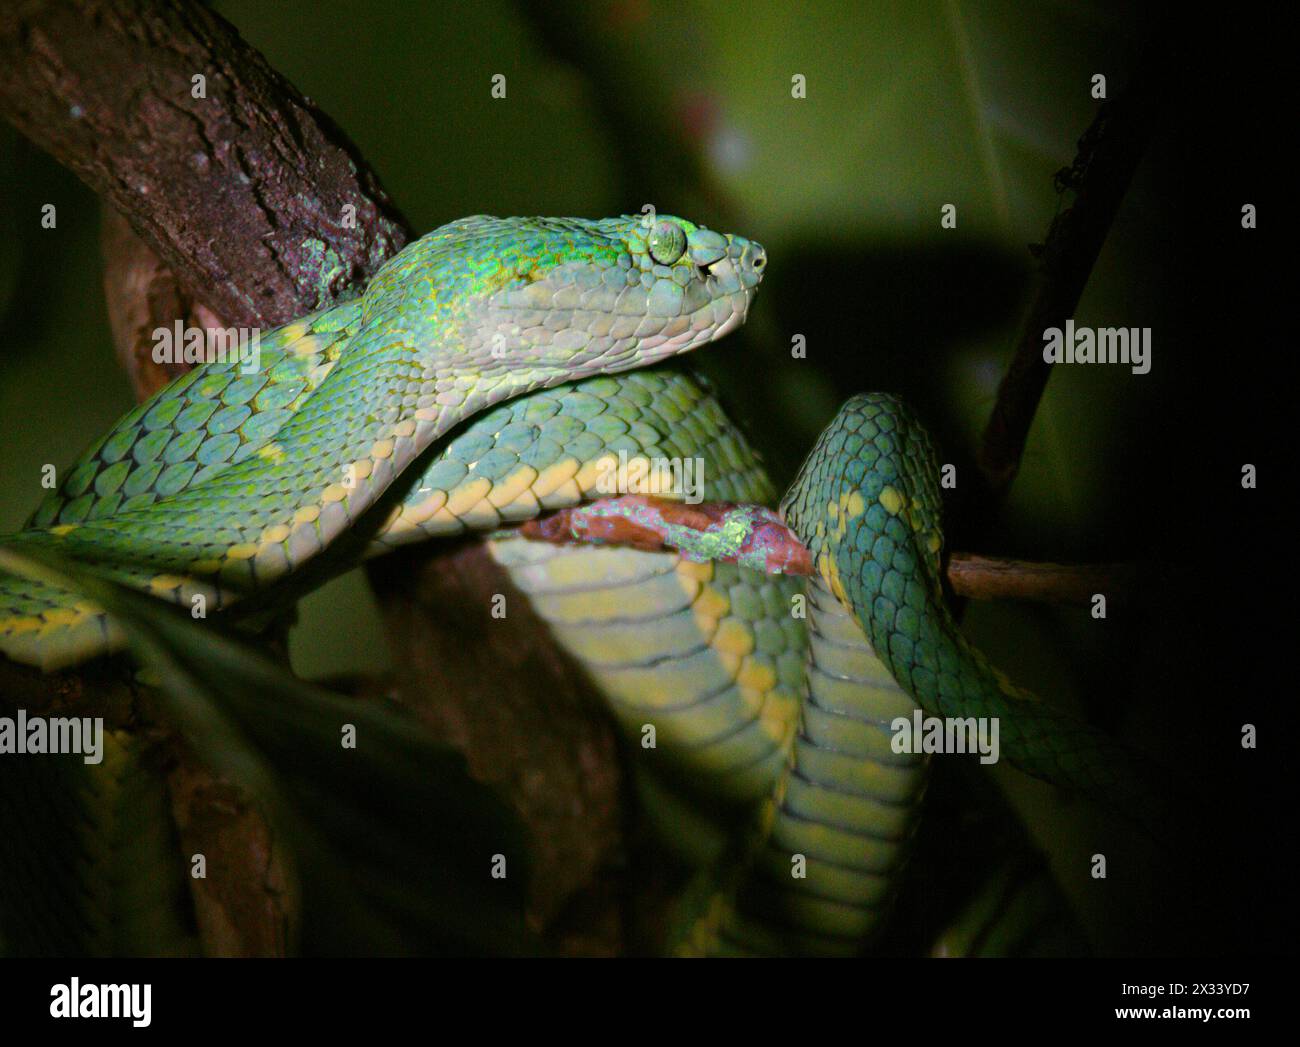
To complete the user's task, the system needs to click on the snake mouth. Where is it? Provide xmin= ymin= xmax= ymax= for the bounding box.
xmin=712 ymin=305 xmax=745 ymax=340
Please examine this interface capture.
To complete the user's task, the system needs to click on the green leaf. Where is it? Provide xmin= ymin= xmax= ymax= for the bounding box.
xmin=0 ymin=546 xmax=533 ymax=956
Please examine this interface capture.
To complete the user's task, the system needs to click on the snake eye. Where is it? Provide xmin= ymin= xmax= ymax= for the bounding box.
xmin=647 ymin=220 xmax=687 ymax=265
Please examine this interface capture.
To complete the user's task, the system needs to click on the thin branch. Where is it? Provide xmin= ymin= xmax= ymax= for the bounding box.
xmin=945 ymin=553 xmax=1143 ymax=606
xmin=521 ymin=496 xmax=1149 ymax=606
xmin=976 ymin=52 xmax=1167 ymax=502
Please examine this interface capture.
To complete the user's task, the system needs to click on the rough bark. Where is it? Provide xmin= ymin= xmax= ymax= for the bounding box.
xmin=0 ymin=0 xmax=408 ymax=329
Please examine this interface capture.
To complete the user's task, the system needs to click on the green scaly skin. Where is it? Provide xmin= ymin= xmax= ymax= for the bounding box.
xmin=369 ymin=373 xmax=1165 ymax=955
xmin=780 ymin=394 xmax=1171 ymax=839
xmin=0 ymin=215 xmax=765 ymax=669
xmin=654 ymin=395 xmax=1168 ymax=955
xmin=690 ymin=575 xmax=928 ymax=956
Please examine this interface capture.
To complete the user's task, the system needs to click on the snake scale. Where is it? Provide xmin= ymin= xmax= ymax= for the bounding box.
xmin=0 ymin=214 xmax=1162 ymax=955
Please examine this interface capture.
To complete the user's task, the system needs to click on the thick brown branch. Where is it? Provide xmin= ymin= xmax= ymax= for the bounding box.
xmin=0 ymin=0 xmax=409 ymax=327
xmin=162 ymin=740 xmax=293 ymax=958
xmin=366 ymin=541 xmax=625 ymax=953
xmin=100 ymin=205 xmax=227 ymax=397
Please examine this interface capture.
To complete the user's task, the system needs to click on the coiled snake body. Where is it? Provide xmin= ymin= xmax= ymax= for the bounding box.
xmin=0 ymin=215 xmax=1160 ymax=955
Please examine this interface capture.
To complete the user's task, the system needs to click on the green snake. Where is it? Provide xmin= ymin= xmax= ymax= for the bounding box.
xmin=0 ymin=214 xmax=1162 ymax=955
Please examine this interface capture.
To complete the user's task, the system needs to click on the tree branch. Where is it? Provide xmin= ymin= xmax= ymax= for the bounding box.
xmin=976 ymin=53 xmax=1166 ymax=503
xmin=521 ymin=496 xmax=1150 ymax=606
xmin=0 ymin=0 xmax=409 ymax=328
xmin=945 ymin=553 xmax=1143 ymax=606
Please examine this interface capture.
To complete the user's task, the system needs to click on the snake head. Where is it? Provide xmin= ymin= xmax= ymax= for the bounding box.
xmin=401 ymin=214 xmax=765 ymax=382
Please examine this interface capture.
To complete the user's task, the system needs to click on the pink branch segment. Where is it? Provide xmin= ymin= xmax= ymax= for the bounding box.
xmin=519 ymin=495 xmax=813 ymax=576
